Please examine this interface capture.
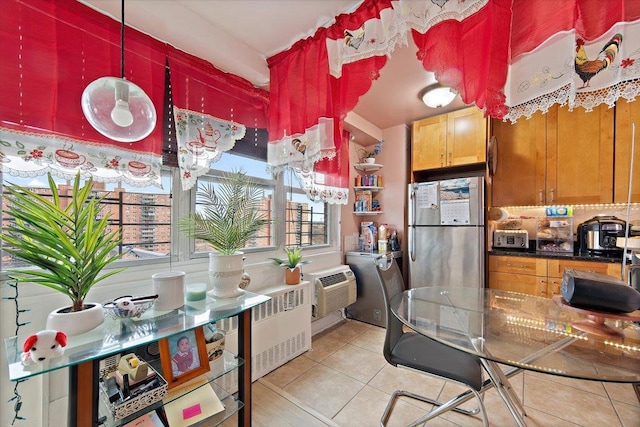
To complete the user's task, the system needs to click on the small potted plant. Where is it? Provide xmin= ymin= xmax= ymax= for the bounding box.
xmin=270 ymin=247 xmax=311 ymax=285
xmin=179 ymin=170 xmax=272 ymax=298
xmin=358 ymin=140 xmax=384 ymax=164
xmin=1 ymin=173 xmax=125 ymax=336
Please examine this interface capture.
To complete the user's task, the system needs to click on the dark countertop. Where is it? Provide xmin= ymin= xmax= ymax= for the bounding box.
xmin=488 ymin=247 xmax=624 ymax=264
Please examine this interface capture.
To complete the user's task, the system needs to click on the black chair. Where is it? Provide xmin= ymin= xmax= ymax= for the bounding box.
xmin=376 ymin=258 xmax=488 ymax=427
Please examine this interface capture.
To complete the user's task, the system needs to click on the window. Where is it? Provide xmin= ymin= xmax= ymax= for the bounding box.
xmin=284 ymin=169 xmax=328 ymax=247
xmin=1 ymin=153 xmax=334 ymax=271
xmin=192 ymin=155 xmax=275 ymax=254
xmin=1 ymin=171 xmax=173 ymax=270
xmin=188 ymin=152 xmax=329 ymax=256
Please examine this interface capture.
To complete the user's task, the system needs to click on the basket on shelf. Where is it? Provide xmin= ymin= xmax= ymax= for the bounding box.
xmin=99 ymin=355 xmax=168 ymax=421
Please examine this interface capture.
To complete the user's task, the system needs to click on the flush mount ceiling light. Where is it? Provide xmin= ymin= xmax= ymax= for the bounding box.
xmin=81 ymin=0 xmax=156 ymax=142
xmin=419 ymin=83 xmax=457 ymax=109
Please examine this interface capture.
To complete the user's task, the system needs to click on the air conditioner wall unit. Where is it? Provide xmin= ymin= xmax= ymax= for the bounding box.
xmin=308 ymin=265 xmax=357 ymax=317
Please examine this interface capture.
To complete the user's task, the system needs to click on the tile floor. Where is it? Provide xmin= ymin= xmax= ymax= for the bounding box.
xmin=259 ymin=319 xmax=640 ymax=427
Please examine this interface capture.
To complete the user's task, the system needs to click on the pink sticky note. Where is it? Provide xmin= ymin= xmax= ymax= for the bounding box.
xmin=182 ymin=404 xmax=202 ymax=419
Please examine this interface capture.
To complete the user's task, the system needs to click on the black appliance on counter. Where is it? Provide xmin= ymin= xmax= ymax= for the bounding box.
xmin=577 ymin=215 xmax=627 ymax=256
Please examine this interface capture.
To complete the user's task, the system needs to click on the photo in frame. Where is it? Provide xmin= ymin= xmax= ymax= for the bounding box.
xmin=203 ymin=323 xmax=226 ymax=363
xmin=159 ymin=327 xmax=210 ymax=389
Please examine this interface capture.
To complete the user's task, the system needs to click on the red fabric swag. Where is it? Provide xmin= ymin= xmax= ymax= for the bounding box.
xmin=0 ymin=0 xmax=166 ymax=155
xmin=412 ymin=0 xmax=512 ymax=118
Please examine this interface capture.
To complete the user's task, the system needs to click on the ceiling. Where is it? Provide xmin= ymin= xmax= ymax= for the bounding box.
xmin=79 ymin=0 xmax=467 ymax=143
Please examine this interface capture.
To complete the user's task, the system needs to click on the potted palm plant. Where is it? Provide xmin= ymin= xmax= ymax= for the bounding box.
xmin=1 ymin=173 xmax=125 ymax=335
xmin=179 ymin=170 xmax=272 ymax=298
xmin=270 ymin=246 xmax=310 ymax=285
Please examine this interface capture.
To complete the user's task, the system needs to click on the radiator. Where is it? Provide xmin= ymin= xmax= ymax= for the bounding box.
xmin=218 ymin=281 xmax=311 ymax=382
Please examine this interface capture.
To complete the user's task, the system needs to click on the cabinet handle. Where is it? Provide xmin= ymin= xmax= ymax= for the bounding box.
xmin=538 ymin=190 xmax=544 ymax=204
xmin=549 ymin=188 xmax=554 ymax=203
xmin=448 ymin=152 xmax=452 ymax=165
xmin=440 ymin=153 xmax=444 ymax=167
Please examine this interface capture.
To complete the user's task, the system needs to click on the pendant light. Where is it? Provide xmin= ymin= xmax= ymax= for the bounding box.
xmin=81 ymin=0 xmax=156 ymax=142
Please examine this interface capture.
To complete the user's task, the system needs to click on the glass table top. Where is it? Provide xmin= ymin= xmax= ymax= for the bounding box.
xmin=5 ymin=291 xmax=270 ymax=381
xmin=390 ymin=287 xmax=640 ymax=383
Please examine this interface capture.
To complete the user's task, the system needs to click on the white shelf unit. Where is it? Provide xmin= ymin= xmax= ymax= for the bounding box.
xmin=353 ymin=186 xmax=383 ymax=192
xmin=354 ymin=163 xmax=383 ymax=172
xmin=353 ymin=211 xmax=384 ymax=216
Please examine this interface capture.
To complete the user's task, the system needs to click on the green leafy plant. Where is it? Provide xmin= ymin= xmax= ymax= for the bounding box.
xmin=179 ymin=170 xmax=272 ymax=255
xmin=1 ymin=173 xmax=125 ymax=312
xmin=270 ymin=247 xmax=311 ymax=270
xmin=358 ymin=139 xmax=384 ymax=162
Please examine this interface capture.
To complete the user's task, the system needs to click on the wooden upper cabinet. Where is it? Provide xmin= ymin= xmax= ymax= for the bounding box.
xmin=446 ymin=107 xmax=487 ymax=166
xmin=491 ymin=104 xmax=614 ymax=206
xmin=491 ymin=111 xmax=546 ymax=206
xmin=546 ymin=104 xmax=614 ymax=204
xmin=412 ymin=114 xmax=447 ymax=170
xmin=412 ymin=106 xmax=487 ymax=171
xmin=614 ymin=98 xmax=640 ymax=203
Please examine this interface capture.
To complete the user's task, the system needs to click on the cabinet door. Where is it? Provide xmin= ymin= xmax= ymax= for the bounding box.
xmin=614 ymin=99 xmax=640 ymax=203
xmin=547 ymin=259 xmax=620 ymax=278
xmin=488 ymin=255 xmax=548 ymax=276
xmin=488 ymin=271 xmax=548 ymax=297
xmin=412 ymin=115 xmax=447 ymax=170
xmin=546 ymin=104 xmax=614 ymax=204
xmin=491 ymin=112 xmax=546 ymax=206
xmin=447 ymin=107 xmax=487 ymax=166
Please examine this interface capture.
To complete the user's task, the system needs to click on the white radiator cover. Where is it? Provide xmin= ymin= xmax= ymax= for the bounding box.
xmin=219 ymin=281 xmax=311 ymax=382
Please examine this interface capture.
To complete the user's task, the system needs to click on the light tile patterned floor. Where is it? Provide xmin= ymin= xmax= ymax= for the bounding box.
xmin=262 ymin=319 xmax=640 ymax=427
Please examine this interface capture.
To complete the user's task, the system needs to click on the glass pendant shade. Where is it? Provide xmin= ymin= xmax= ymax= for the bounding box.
xmin=81 ymin=76 xmax=156 ymax=143
xmin=420 ymin=84 xmax=457 ymax=108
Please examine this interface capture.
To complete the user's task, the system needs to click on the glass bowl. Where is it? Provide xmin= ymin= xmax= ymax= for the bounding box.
xmin=103 ymin=295 xmax=156 ymax=319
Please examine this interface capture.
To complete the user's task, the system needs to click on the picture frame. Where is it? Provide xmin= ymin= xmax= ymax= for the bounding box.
xmin=159 ymin=327 xmax=210 ymax=389
xmin=203 ymin=323 xmax=226 ymax=363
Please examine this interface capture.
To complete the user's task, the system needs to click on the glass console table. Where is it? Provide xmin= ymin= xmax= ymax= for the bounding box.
xmin=4 ymin=291 xmax=270 ymax=427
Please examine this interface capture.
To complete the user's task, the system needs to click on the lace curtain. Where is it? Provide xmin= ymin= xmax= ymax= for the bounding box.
xmin=167 ymin=46 xmax=269 ymax=190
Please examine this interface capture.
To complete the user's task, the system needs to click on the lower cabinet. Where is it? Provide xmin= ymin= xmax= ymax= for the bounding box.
xmin=488 ymin=255 xmax=622 ymax=298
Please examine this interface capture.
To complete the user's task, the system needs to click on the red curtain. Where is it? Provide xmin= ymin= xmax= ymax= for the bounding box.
xmin=268 ymin=28 xmax=333 ymax=144
xmin=267 ymin=0 xmax=393 ymax=202
xmin=510 ymin=0 xmax=640 ymax=61
xmin=327 ymin=0 xmax=391 ymax=123
xmin=167 ymin=46 xmax=269 ymax=127
xmin=411 ymin=0 xmax=512 ymax=118
xmin=0 ymin=0 xmax=166 ymax=154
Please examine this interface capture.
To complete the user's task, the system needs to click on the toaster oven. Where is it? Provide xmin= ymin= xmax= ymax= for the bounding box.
xmin=493 ymin=230 xmax=529 ymax=249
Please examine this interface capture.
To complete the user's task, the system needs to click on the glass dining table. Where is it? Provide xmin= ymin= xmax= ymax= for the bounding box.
xmin=390 ymin=287 xmax=640 ymax=427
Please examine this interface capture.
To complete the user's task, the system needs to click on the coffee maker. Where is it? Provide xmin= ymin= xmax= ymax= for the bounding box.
xmin=577 ymin=215 xmax=627 ymax=257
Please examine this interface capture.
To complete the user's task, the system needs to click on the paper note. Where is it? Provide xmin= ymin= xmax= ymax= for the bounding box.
xmin=416 ymin=182 xmax=438 ymax=209
xmin=183 ymin=404 xmax=202 ymax=419
xmin=123 ymin=411 xmax=164 ymax=427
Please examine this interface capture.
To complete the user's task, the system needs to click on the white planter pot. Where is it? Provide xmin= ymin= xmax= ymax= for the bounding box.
xmin=208 ymin=251 xmax=245 ymax=299
xmin=45 ymin=303 xmax=104 ymax=336
xmin=364 ymin=157 xmax=376 ymax=164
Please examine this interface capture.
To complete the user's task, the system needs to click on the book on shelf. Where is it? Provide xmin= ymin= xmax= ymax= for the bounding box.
xmin=355 ymin=190 xmax=372 ymax=212
xmin=163 ymin=376 xmax=224 ymax=426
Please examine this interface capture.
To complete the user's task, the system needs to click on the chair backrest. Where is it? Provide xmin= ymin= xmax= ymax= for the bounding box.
xmin=374 ymin=257 xmax=406 ymax=365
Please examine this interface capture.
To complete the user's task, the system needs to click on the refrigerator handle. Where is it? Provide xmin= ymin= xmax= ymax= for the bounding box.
xmin=409 ymin=186 xmax=416 ymax=262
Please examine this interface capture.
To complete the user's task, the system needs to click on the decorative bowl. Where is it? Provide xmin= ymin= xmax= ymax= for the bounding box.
xmin=103 ymin=295 xmax=156 ymax=319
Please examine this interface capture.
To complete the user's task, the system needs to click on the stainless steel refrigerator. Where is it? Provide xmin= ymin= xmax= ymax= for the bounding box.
xmin=408 ymin=176 xmax=485 ymax=289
